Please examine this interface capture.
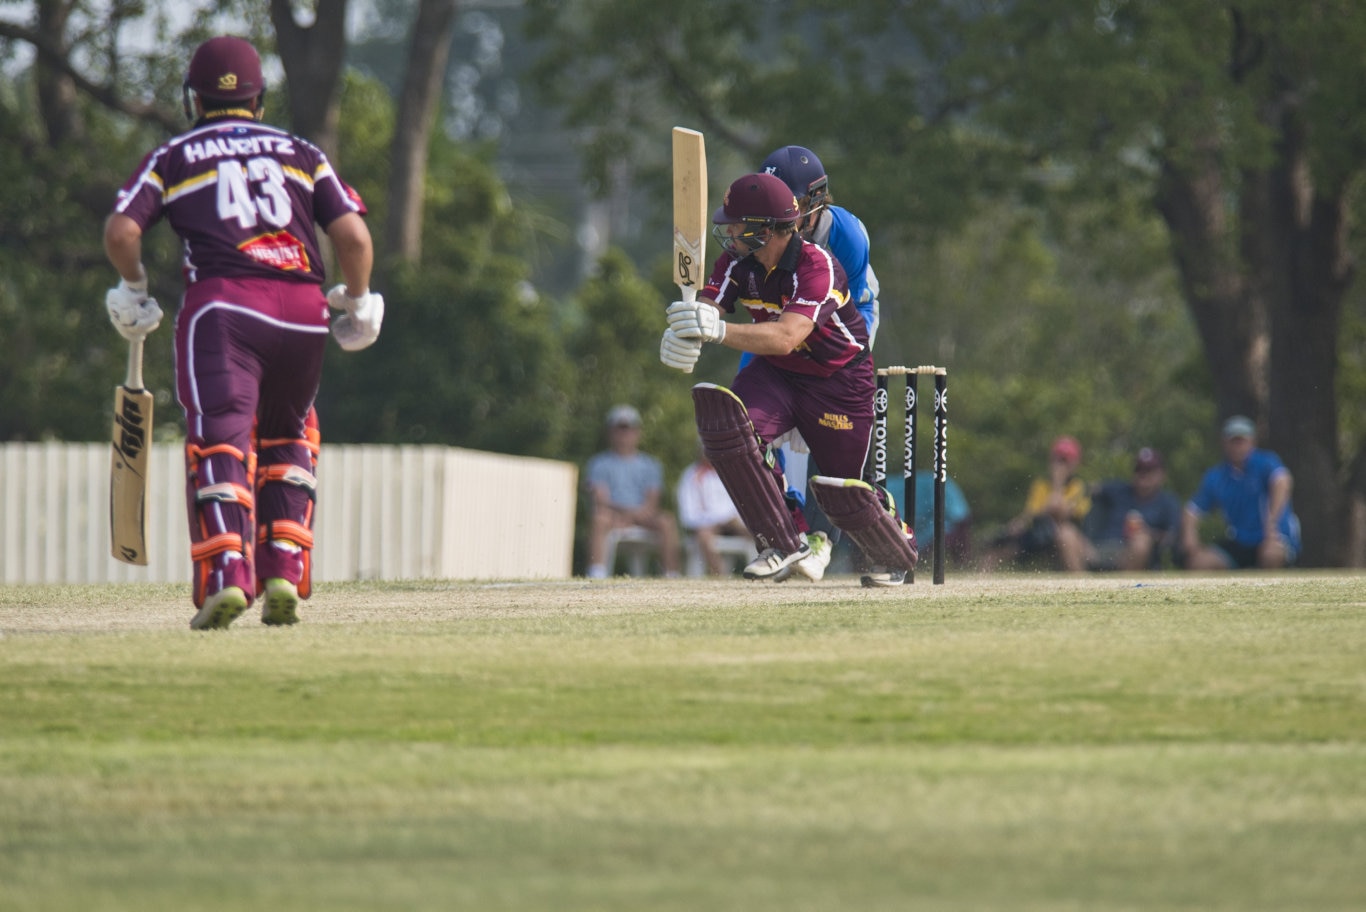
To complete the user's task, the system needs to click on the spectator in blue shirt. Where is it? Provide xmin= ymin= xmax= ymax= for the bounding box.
xmin=585 ymin=405 xmax=681 ymax=578
xmin=1181 ymin=416 xmax=1301 ymax=569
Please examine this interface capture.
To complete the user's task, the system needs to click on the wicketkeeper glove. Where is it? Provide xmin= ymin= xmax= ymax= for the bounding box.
xmin=666 ymin=300 xmax=726 ymax=343
xmin=105 ymin=273 xmax=164 ymax=342
xmin=660 ymin=327 xmax=703 ymax=373
xmin=327 ymin=285 xmax=385 ymax=352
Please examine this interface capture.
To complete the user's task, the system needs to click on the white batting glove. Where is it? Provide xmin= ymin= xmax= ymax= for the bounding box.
xmin=105 ymin=274 xmax=163 ymax=341
xmin=660 ymin=328 xmax=703 ymax=373
xmin=666 ymin=300 xmax=726 ymax=343
xmin=327 ymin=285 xmax=384 ymax=352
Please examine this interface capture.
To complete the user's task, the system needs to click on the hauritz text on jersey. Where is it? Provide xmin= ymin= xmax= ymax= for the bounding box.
xmin=183 ymin=135 xmax=297 ymax=164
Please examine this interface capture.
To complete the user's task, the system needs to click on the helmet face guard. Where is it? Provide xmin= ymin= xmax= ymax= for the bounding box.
xmin=799 ymin=174 xmax=829 ymax=215
xmin=713 ymin=218 xmax=782 ymax=257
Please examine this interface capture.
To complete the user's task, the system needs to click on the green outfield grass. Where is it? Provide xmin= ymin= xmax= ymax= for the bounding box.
xmin=2 ymin=574 xmax=1364 ymax=911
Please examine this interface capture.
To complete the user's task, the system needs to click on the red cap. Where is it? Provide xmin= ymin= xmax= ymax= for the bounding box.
xmin=713 ymin=173 xmax=801 ymax=225
xmin=185 ymin=36 xmax=264 ymax=101
xmin=1050 ymin=435 xmax=1082 ymax=466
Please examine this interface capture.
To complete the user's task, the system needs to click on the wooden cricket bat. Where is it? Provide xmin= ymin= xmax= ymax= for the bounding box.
xmin=110 ymin=336 xmax=152 ymax=565
xmin=672 ymin=126 xmax=707 ymax=303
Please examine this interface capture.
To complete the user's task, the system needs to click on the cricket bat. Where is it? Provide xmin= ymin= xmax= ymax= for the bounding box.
xmin=672 ymin=126 xmax=707 ymax=303
xmin=110 ymin=336 xmax=152 ymax=565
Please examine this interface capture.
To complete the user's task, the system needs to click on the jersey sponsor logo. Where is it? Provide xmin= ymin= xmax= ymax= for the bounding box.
xmin=184 ymin=135 xmax=296 ymax=164
xmin=238 ymin=230 xmax=310 ymax=272
xmin=818 ymin=412 xmax=854 ymax=431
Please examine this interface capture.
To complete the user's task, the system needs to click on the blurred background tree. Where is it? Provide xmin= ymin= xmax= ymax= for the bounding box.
xmin=1 ymin=0 xmax=1362 ymax=566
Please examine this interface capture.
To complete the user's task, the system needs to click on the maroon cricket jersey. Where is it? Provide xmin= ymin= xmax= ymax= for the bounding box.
xmin=112 ymin=114 xmax=366 ymax=288
xmin=703 ymin=235 xmax=868 ymax=377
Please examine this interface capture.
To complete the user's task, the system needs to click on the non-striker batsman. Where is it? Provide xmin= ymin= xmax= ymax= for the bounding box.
xmin=103 ymin=35 xmax=384 ymax=629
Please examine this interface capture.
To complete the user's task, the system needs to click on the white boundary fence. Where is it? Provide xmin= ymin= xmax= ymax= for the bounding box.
xmin=0 ymin=442 xmax=578 ymax=585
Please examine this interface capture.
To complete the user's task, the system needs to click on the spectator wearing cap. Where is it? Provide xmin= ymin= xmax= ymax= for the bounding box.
xmin=584 ymin=405 xmax=681 ymax=578
xmin=981 ymin=435 xmax=1093 ymax=572
xmin=1077 ymin=447 xmax=1184 ymax=571
xmin=1180 ymin=416 xmax=1301 ymax=569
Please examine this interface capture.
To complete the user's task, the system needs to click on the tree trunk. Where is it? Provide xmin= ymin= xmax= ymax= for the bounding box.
xmin=1159 ymin=95 xmax=1355 ymax=568
xmin=269 ymin=0 xmax=350 ymax=162
xmin=1153 ymin=150 xmax=1267 ymax=423
xmin=34 ymin=0 xmax=81 ymax=146
xmin=385 ymin=0 xmax=461 ymax=264
xmin=1256 ymin=108 xmax=1352 ymax=567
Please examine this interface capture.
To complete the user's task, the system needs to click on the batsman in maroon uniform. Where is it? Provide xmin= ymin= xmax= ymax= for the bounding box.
xmin=661 ymin=172 xmax=917 ymax=586
xmin=103 ymin=36 xmax=384 ymax=629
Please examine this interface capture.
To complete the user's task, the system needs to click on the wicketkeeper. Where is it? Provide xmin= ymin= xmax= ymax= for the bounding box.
xmin=103 ymin=35 xmax=384 ymax=629
xmin=661 ymin=172 xmax=918 ymax=586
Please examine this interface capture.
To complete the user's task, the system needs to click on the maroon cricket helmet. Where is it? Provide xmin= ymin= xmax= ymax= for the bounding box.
xmin=185 ymin=36 xmax=265 ymax=102
xmin=713 ymin=172 xmax=802 ymax=226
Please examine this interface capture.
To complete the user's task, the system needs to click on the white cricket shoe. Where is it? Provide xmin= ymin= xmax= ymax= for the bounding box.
xmin=860 ymin=568 xmax=908 ymax=588
xmin=743 ymin=542 xmax=811 ymax=580
xmin=792 ymin=531 xmax=832 ymax=582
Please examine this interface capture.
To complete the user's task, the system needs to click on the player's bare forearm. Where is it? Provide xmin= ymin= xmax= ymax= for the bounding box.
xmin=326 ymin=212 xmax=374 ymax=296
xmin=715 ymin=310 xmax=813 ymax=356
xmin=103 ymin=214 xmax=145 ymax=283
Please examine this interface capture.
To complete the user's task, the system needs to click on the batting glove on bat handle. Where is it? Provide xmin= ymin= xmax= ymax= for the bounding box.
xmin=105 ymin=276 xmax=163 ymax=342
xmin=665 ymin=300 xmax=726 ymax=343
xmin=660 ymin=328 xmax=702 ymax=373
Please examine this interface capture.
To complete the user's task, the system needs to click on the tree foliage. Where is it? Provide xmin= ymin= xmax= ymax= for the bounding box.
xmin=523 ymin=0 xmax=1366 ymax=565
xmin=4 ymin=0 xmax=1365 ymax=567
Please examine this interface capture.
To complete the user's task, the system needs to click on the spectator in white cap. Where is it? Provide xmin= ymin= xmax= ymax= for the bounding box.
xmin=1181 ymin=416 xmax=1301 ymax=569
xmin=584 ymin=405 xmax=681 ymax=578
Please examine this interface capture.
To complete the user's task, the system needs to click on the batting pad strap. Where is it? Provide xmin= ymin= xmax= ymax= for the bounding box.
xmin=195 ymin=481 xmax=255 ymax=509
xmin=691 ymin=383 xmax=802 ymax=554
xmin=810 ymin=476 xmax=919 ymax=570
xmin=257 ymin=463 xmax=318 ymax=492
xmin=258 ymin=519 xmax=314 ymax=550
xmin=258 ymin=434 xmax=320 ymax=456
xmin=190 ymin=531 xmax=244 ymax=562
xmin=187 ymin=442 xmax=248 ymax=465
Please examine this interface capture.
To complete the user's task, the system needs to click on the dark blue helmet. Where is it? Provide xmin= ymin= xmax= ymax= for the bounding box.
xmin=760 ymin=145 xmax=830 ymax=214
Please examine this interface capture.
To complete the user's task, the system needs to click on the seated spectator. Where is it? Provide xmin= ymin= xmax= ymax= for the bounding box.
xmin=981 ymin=435 xmax=1092 ymax=572
xmin=676 ymin=449 xmax=750 ymax=575
xmin=1181 ymin=416 xmax=1301 ymax=569
xmin=584 ymin=405 xmax=681 ymax=578
xmin=1080 ymin=447 xmax=1183 ymax=571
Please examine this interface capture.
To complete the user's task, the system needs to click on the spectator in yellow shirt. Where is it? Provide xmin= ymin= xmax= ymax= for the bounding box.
xmin=981 ymin=436 xmax=1092 ymax=572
